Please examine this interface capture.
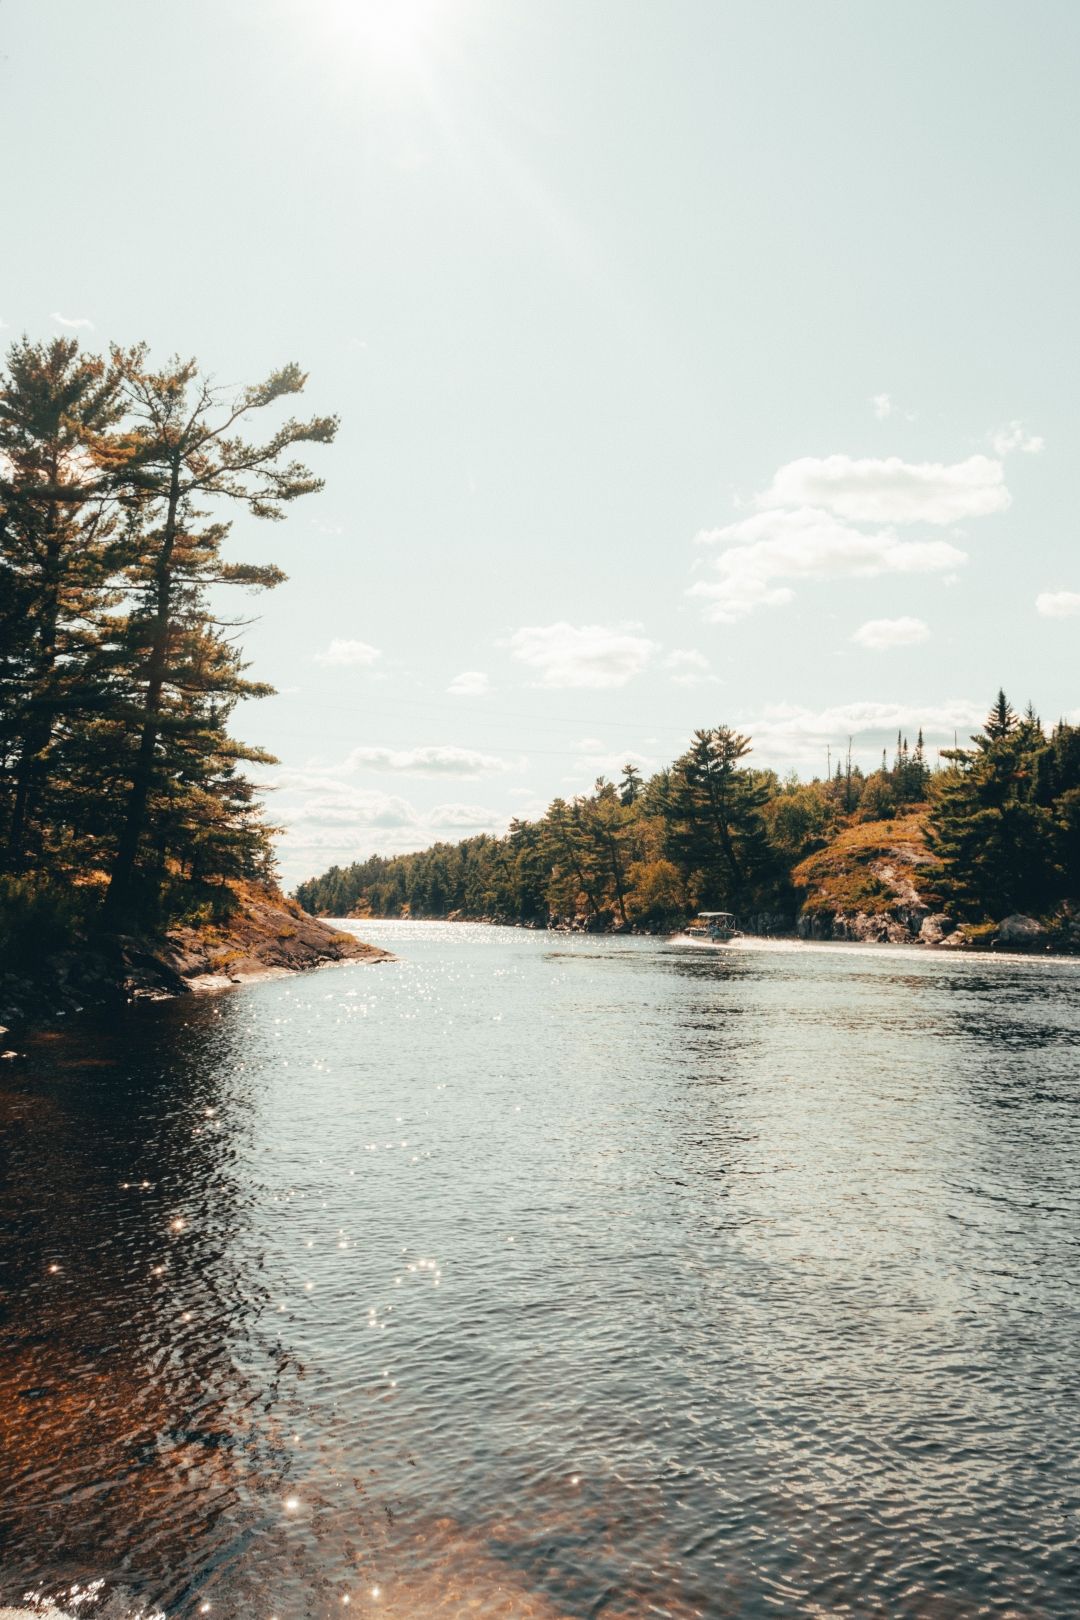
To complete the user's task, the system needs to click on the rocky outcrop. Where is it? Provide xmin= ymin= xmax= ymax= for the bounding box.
xmin=159 ymin=885 xmax=391 ymax=989
xmin=0 ymin=884 xmax=391 ymax=1029
xmin=792 ymin=812 xmax=945 ymax=946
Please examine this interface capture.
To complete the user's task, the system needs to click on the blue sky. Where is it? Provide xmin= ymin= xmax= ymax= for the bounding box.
xmin=2 ymin=0 xmax=1077 ymax=883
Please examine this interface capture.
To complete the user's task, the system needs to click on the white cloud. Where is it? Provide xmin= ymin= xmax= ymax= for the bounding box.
xmin=663 ymin=648 xmax=718 ymax=687
xmin=664 ymin=649 xmax=709 ymax=670
xmin=345 ymin=744 xmax=516 ymax=777
xmin=851 ymin=615 xmax=930 ymax=651
xmin=51 ymin=311 xmax=95 ymax=330
xmin=741 ymin=698 xmax=985 ymax=771
xmin=264 ymin=766 xmax=514 ymax=882
xmin=573 ymin=738 xmax=655 ymax=779
xmin=1035 ymin=590 xmax=1080 ymax=619
xmin=871 ymin=393 xmax=892 ymax=420
xmin=447 ymin=670 xmax=491 ymax=696
xmin=506 ymin=621 xmax=657 ymax=688
xmin=691 ymin=507 xmax=966 ymax=622
xmin=265 ymin=777 xmax=422 ymax=846
xmin=314 ymin=638 xmax=382 ymax=668
xmin=284 ymin=789 xmax=418 ymax=830
xmin=426 ymin=802 xmax=508 ymax=830
xmin=757 ymin=453 xmax=1009 ymax=524
xmin=990 ymin=421 xmax=1044 ymax=456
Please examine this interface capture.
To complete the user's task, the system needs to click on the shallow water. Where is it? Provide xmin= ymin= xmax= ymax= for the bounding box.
xmin=2 ymin=922 xmax=1079 ymax=1619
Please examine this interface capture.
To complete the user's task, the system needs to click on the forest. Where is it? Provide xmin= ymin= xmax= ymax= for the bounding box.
xmin=295 ymin=697 xmax=1080 ymax=936
xmin=0 ymin=336 xmax=333 ymax=967
xmin=3 ymin=336 xmax=1078 ymax=968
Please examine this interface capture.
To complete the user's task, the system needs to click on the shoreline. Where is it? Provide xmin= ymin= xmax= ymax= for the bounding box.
xmin=0 ymin=891 xmax=392 ymax=1037
xmin=333 ymin=911 xmax=1079 ymax=956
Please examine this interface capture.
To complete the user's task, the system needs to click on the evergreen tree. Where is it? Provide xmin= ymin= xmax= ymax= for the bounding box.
xmin=984 ymin=689 xmax=1017 ymax=741
xmin=296 ymin=700 xmax=1077 ymax=938
xmin=0 ymin=338 xmax=128 ymax=871
xmin=579 ymin=778 xmax=633 ymax=923
xmin=661 ymin=726 xmax=776 ymax=910
xmin=102 ymin=350 xmax=336 ymax=925
xmin=619 ymin=762 xmax=643 ymax=806
xmin=929 ymin=692 xmax=1060 ymax=917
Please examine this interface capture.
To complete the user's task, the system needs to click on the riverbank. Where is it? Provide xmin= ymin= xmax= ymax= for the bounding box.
xmin=348 ymin=904 xmax=1079 ymax=954
xmin=0 ymin=883 xmax=391 ymax=1032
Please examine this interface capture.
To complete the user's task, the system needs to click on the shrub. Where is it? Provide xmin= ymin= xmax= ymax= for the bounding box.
xmin=0 ymin=876 xmax=87 ymax=969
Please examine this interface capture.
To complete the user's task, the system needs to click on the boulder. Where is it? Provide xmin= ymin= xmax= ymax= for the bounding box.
xmin=919 ymin=913 xmax=955 ymax=945
xmin=996 ymin=913 xmax=1045 ymax=947
xmin=831 ymin=910 xmax=913 ymax=944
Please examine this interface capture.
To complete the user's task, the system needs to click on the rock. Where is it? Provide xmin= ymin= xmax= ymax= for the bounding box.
xmin=995 ymin=913 xmax=1045 ymax=947
xmin=832 ymin=910 xmax=914 ymax=944
xmin=0 ymin=1610 xmax=74 ymax=1620
xmin=919 ymin=913 xmax=955 ymax=945
xmin=797 ymin=912 xmax=832 ymax=940
xmin=1 ymin=885 xmax=392 ymax=1033
xmin=159 ymin=884 xmax=392 ymax=984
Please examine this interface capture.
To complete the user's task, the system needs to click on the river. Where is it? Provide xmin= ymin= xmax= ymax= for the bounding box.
xmin=2 ymin=922 xmax=1079 ymax=1619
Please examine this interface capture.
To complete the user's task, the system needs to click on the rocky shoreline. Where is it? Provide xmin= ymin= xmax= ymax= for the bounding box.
xmin=0 ymin=887 xmax=392 ymax=1035
xmin=370 ymin=906 xmax=1079 ymax=953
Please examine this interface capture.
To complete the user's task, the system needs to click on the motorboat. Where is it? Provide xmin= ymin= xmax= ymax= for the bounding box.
xmin=686 ymin=910 xmax=738 ymax=942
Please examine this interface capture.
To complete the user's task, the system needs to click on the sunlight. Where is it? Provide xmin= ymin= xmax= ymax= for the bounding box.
xmin=336 ymin=0 xmax=444 ymax=69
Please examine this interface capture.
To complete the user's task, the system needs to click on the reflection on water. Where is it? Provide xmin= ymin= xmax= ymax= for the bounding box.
xmin=2 ymin=924 xmax=1079 ymax=1618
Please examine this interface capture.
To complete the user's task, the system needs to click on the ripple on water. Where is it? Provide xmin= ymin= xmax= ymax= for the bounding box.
xmin=2 ymin=922 xmax=1079 ymax=1618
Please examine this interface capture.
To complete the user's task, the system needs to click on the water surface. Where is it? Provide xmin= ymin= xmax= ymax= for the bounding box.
xmin=2 ymin=923 xmax=1079 ymax=1619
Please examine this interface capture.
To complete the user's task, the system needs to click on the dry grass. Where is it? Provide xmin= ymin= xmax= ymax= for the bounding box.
xmin=792 ymin=809 xmax=939 ymax=917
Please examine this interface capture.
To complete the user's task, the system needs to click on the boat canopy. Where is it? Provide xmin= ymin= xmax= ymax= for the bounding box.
xmin=697 ymin=911 xmax=735 ymax=920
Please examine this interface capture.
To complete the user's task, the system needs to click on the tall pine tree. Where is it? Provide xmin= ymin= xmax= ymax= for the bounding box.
xmin=102 ymin=350 xmax=336 ymax=925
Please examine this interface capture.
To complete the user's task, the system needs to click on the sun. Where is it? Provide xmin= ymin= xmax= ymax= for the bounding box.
xmin=343 ymin=0 xmax=443 ymax=68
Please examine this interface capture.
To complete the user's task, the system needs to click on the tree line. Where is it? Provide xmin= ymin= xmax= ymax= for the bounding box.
xmin=0 ymin=336 xmax=333 ymax=956
xmin=295 ymin=701 xmax=1079 ymax=930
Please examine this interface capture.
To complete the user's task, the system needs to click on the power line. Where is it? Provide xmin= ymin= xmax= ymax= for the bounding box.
xmin=238 ymin=687 xmax=711 ymax=740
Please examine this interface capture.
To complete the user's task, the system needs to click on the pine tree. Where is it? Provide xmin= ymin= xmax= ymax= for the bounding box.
xmin=619 ymin=762 xmax=643 ymax=806
xmin=102 ymin=349 xmax=336 ymax=925
xmin=579 ymin=779 xmax=633 ymax=923
xmin=662 ymin=726 xmax=777 ymax=909
xmin=929 ymin=692 xmax=1060 ymax=917
xmin=984 ymin=689 xmax=1017 ymax=741
xmin=0 ymin=338 xmax=128 ymax=871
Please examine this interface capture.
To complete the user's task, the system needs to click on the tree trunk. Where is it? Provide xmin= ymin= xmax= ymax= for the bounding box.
xmin=704 ymin=767 xmax=744 ymax=895
xmin=5 ymin=494 xmax=62 ymax=870
xmin=603 ymin=829 xmax=628 ymax=923
xmin=102 ymin=464 xmax=181 ymax=927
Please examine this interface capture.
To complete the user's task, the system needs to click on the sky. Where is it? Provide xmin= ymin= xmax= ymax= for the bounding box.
xmin=2 ymin=0 xmax=1078 ymax=884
